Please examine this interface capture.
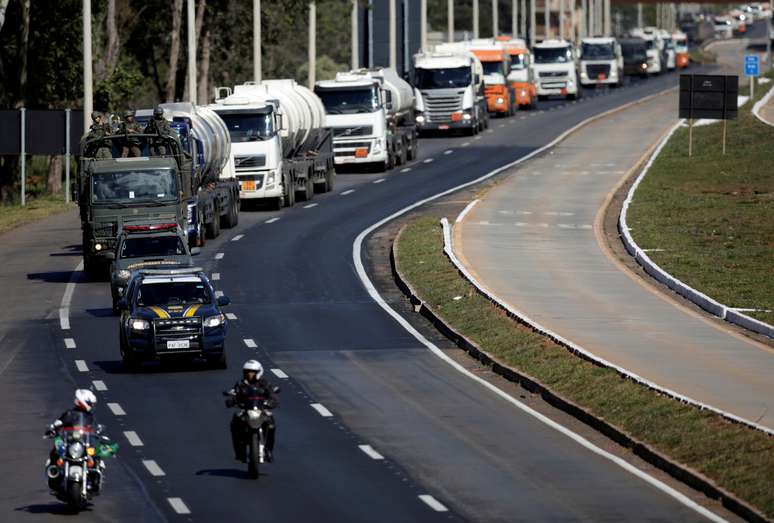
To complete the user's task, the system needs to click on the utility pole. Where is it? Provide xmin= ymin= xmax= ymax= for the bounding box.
xmin=448 ymin=0 xmax=454 ymax=42
xmin=186 ymin=0 xmax=196 ymax=103
xmin=603 ymin=0 xmax=609 ymax=36
xmin=637 ymin=2 xmax=642 ymax=28
xmin=309 ymin=1 xmax=316 ymax=88
xmin=389 ymin=0 xmax=396 ymax=68
xmin=253 ymin=0 xmax=262 ymax=82
xmin=82 ymin=0 xmax=93 ymax=134
xmin=351 ymin=0 xmax=358 ymax=69
xmin=582 ymin=0 xmax=587 ymax=37
xmin=512 ymin=0 xmax=518 ymax=39
xmin=520 ymin=0 xmax=526 ymax=37
xmin=544 ymin=0 xmax=550 ymax=39
xmin=421 ymin=0 xmax=427 ymax=50
xmin=473 ymin=0 xmax=479 ymax=38
xmin=559 ymin=0 xmax=564 ymax=39
xmin=768 ymin=0 xmax=772 ymax=71
xmin=529 ymin=0 xmax=536 ymax=46
xmin=493 ymin=0 xmax=499 ymax=37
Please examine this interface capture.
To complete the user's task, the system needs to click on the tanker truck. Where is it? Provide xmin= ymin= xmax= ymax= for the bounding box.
xmin=211 ymin=79 xmax=335 ymax=208
xmin=314 ymin=67 xmax=418 ymax=171
xmin=76 ymin=103 xmax=238 ymax=277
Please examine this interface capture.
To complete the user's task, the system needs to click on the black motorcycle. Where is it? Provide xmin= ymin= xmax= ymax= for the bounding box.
xmin=224 ymin=387 xmax=279 ymax=479
xmin=44 ymin=423 xmax=117 ymax=512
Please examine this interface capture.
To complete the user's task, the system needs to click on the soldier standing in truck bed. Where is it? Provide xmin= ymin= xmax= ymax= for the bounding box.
xmin=84 ymin=112 xmax=113 ymax=159
xmin=144 ymin=106 xmax=177 ymax=156
xmin=121 ymin=110 xmax=143 ymax=158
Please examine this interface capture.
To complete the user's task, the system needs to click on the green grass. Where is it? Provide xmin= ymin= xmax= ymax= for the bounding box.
xmin=0 ymin=194 xmax=75 ymax=235
xmin=689 ymin=47 xmax=717 ymax=64
xmin=396 ymin=216 xmax=774 ymax=517
xmin=628 ymin=72 xmax=774 ymax=325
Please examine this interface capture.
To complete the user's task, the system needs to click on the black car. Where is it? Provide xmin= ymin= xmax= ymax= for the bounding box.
xmin=620 ymin=38 xmax=649 ymax=78
xmin=117 ymin=267 xmax=229 ymax=369
xmin=110 ymin=222 xmax=198 ymax=313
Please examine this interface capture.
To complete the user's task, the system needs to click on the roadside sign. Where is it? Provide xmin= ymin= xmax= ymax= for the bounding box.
xmin=679 ymin=75 xmax=738 ymax=120
xmin=744 ymin=55 xmax=760 ymax=77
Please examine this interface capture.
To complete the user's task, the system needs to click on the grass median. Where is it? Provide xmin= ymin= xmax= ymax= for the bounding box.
xmin=396 ymin=216 xmax=774 ymax=518
xmin=628 ymin=73 xmax=774 ymax=324
xmin=0 ymin=195 xmax=75 ymax=236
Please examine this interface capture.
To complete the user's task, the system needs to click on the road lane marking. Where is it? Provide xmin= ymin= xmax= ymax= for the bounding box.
xmin=225 ymin=313 xmax=238 ymax=320
xmin=243 ymin=338 xmax=257 ymax=348
xmin=310 ymin=403 xmax=333 ymax=417
xmin=474 ymin=135 xmax=482 ymax=140
xmin=373 ymin=178 xmax=385 ymax=184
xmin=341 ymin=189 xmax=355 ymax=195
xmin=167 ymin=498 xmax=191 ymax=515
xmin=304 ymin=203 xmax=318 ymax=208
xmin=265 ymin=217 xmax=280 ymax=224
xmin=231 ymin=234 xmax=244 ymax=242
xmin=215 ymin=252 xmax=224 ymax=260
xmin=443 ymin=149 xmax=454 ymax=155
xmin=59 ymin=308 xmax=70 ymax=330
xmin=498 ymin=124 xmax=505 ymax=128
xmin=358 ymin=445 xmax=384 ymax=460
xmin=270 ymin=368 xmax=289 ymax=379
xmin=214 ymin=290 xmax=224 ymax=298
xmin=92 ymin=380 xmax=107 ymax=391
xmin=486 ymin=129 xmax=494 ymax=133
xmin=107 ymin=403 xmax=126 ymax=416
xmin=124 ymin=431 xmax=143 ymax=447
xmin=75 ymin=360 xmax=88 ymax=372
xmin=57 ymin=260 xmax=82 ymax=331
xmin=212 ymin=273 xmax=220 ymax=281
xmin=423 ymin=158 xmax=434 ymax=163
xmin=455 ymin=199 xmax=479 ymax=224
xmin=64 ymin=338 xmax=76 ymax=349
xmin=418 ymin=495 xmax=448 ymax=512
xmin=400 ymin=167 xmax=412 ymax=173
xmin=461 ymin=142 xmax=471 ymax=147
xmin=143 ymin=460 xmax=166 ymax=477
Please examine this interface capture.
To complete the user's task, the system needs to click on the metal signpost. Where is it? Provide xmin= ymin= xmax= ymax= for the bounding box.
xmin=20 ymin=108 xmax=26 ymax=206
xmin=744 ymin=54 xmax=760 ymax=100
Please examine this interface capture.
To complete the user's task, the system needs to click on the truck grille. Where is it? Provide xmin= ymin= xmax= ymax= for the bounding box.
xmin=333 ymin=126 xmax=373 ymax=138
xmin=539 ymin=71 xmax=567 ymax=78
xmin=234 ymin=155 xmax=266 ymax=169
xmin=153 ymin=317 xmax=202 ymax=349
xmin=237 ymin=174 xmax=264 ymax=190
xmin=423 ymin=94 xmax=463 ymax=122
xmin=93 ymin=221 xmax=116 ymax=238
xmin=585 ymin=64 xmax=611 ymax=78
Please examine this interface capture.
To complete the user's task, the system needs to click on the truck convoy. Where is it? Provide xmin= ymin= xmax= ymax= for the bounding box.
xmin=466 ymin=39 xmax=517 ymax=116
xmin=498 ymin=37 xmax=538 ymax=109
xmin=77 ymin=103 xmax=239 ymax=277
xmin=413 ymin=47 xmax=489 ymax=135
xmin=314 ymin=67 xmax=417 ymax=171
xmin=531 ymin=39 xmax=581 ymax=100
xmin=211 ymin=80 xmax=335 ymax=208
xmin=579 ymin=37 xmax=624 ymax=87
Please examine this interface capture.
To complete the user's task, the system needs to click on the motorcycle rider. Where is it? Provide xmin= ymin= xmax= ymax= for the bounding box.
xmin=45 ymin=389 xmax=99 ymax=490
xmin=228 ymin=360 xmax=278 ymax=463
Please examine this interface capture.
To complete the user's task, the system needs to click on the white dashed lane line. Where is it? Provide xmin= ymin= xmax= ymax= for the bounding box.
xmin=231 ymin=234 xmax=244 ymax=242
xmin=107 ymin=403 xmax=126 ymax=416
xmin=423 ymin=158 xmax=434 ymax=164
xmin=443 ymin=149 xmax=453 ymax=155
xmin=243 ymin=339 xmax=257 ymax=348
xmin=265 ymin=217 xmax=280 ymax=224
xmin=124 ymin=431 xmax=144 ymax=447
xmin=92 ymin=380 xmax=107 ymax=391
xmin=340 ymin=189 xmax=355 ymax=195
xmin=59 ymin=308 xmax=70 ymax=330
xmin=64 ymin=338 xmax=76 ymax=349
xmin=373 ymin=178 xmax=385 ymax=184
xmin=167 ymin=498 xmax=191 ymax=515
xmin=214 ymin=290 xmax=224 ymax=298
xmin=270 ymin=368 xmax=289 ymax=379
xmin=400 ymin=167 xmax=412 ymax=173
xmin=303 ymin=203 xmax=318 ymax=208
xmin=225 ymin=312 xmax=238 ymax=321
xmin=310 ymin=403 xmax=333 ymax=417
xmin=75 ymin=360 xmax=88 ymax=372
xmin=214 ymin=252 xmax=224 ymax=260
xmin=142 ymin=460 xmax=166 ymax=477
xmin=461 ymin=142 xmax=471 ymax=147
xmin=212 ymin=273 xmax=220 ymax=281
xmin=418 ymin=495 xmax=448 ymax=512
xmin=358 ymin=445 xmax=384 ymax=460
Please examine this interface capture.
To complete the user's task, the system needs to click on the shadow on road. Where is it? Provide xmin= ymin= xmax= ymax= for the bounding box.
xmin=15 ymin=501 xmax=85 ymax=516
xmin=195 ymin=468 xmax=258 ymax=480
xmin=26 ymin=271 xmax=81 ymax=284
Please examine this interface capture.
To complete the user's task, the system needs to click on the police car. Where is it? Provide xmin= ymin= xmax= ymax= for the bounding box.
xmin=117 ymin=267 xmax=229 ymax=369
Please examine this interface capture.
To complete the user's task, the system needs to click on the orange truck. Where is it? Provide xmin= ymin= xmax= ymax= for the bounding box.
xmin=467 ymin=40 xmax=517 ymax=116
xmin=672 ymin=32 xmax=689 ymax=69
xmin=497 ymin=37 xmax=538 ymax=109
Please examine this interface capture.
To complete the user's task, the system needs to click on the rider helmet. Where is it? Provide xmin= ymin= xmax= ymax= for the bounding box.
xmin=153 ymin=106 xmax=164 ymax=118
xmin=74 ymin=389 xmax=97 ymax=412
xmin=242 ymin=360 xmax=263 ymax=381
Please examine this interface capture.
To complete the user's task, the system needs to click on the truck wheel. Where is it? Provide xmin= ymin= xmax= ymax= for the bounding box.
xmin=297 ymin=175 xmax=313 ymax=202
xmin=206 ymin=206 xmax=220 ymax=239
xmin=325 ymin=168 xmax=335 ymax=192
xmin=397 ymin=140 xmax=407 ymax=166
xmin=222 ymin=201 xmax=238 ymax=229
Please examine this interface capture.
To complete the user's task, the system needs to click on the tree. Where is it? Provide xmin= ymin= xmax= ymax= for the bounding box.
xmin=166 ymin=0 xmax=183 ymax=102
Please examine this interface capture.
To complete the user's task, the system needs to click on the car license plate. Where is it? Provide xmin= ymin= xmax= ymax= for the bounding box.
xmin=241 ymin=180 xmax=256 ymax=191
xmin=167 ymin=340 xmax=190 ymax=349
xmin=439 ymin=124 xmax=449 ymax=130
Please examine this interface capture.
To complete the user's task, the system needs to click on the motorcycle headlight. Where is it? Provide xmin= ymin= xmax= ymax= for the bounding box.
xmin=130 ymin=318 xmax=150 ymax=331
xmin=203 ymin=314 xmax=225 ymax=328
xmin=68 ymin=442 xmax=84 ymax=459
xmin=116 ymin=269 xmax=131 ymax=281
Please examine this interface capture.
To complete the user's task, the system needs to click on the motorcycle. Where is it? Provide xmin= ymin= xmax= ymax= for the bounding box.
xmin=224 ymin=386 xmax=279 ymax=479
xmin=44 ymin=422 xmax=117 ymax=512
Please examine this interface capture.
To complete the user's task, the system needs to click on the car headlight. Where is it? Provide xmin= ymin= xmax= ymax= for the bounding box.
xmin=68 ymin=442 xmax=84 ymax=459
xmin=116 ymin=269 xmax=131 ymax=281
xmin=266 ymin=171 xmax=276 ymax=186
xmin=462 ymin=112 xmax=472 ymax=120
xmin=94 ymin=243 xmax=103 ymax=251
xmin=520 ymin=89 xmax=527 ymax=97
xmin=496 ymin=97 xmax=504 ymax=104
xmin=567 ymin=79 xmax=574 ymax=87
xmin=416 ymin=114 xmax=425 ymax=123
xmin=372 ymin=138 xmax=382 ymax=154
xmin=203 ymin=314 xmax=225 ymax=328
xmin=130 ymin=318 xmax=150 ymax=331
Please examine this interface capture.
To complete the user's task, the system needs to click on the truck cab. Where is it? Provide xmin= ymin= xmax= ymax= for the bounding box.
xmin=531 ymin=39 xmax=581 ymax=100
xmin=413 ymin=49 xmax=488 ymax=135
xmin=658 ymin=30 xmax=677 ymax=70
xmin=620 ymin=37 xmax=649 ymax=77
xmin=579 ymin=37 xmax=623 ymax=87
xmin=498 ymin=37 xmax=538 ymax=109
xmin=631 ymin=28 xmax=664 ymax=75
xmin=467 ymin=40 xmax=515 ymax=116
xmin=672 ymin=32 xmax=689 ymax=69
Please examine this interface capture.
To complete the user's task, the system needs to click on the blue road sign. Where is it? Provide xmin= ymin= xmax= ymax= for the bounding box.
xmin=744 ymin=54 xmax=760 ymax=77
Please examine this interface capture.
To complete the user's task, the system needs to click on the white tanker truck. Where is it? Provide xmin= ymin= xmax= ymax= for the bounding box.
xmin=211 ymin=80 xmax=335 ymax=208
xmin=314 ymin=67 xmax=418 ymax=171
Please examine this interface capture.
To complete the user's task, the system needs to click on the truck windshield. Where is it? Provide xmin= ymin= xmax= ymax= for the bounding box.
xmin=120 ymin=236 xmax=186 ymax=259
xmin=533 ymin=47 xmax=573 ymax=64
xmin=644 ymin=40 xmax=655 ymax=50
xmin=92 ymin=169 xmax=178 ymax=204
xmin=414 ymin=67 xmax=472 ymax=89
xmin=137 ymin=281 xmax=211 ymax=306
xmin=481 ymin=61 xmax=504 ymax=75
xmin=674 ymin=39 xmax=688 ymax=52
xmin=622 ymin=45 xmax=647 ymax=60
xmin=581 ymin=43 xmax=615 ymax=60
xmin=218 ymin=112 xmax=274 ymax=142
xmin=509 ymin=54 xmax=527 ymax=70
xmin=317 ymin=88 xmax=379 ymax=114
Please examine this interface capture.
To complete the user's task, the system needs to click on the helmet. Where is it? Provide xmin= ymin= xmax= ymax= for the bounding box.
xmin=123 ymin=110 xmax=135 ymax=119
xmin=91 ymin=111 xmax=101 ymax=122
xmin=74 ymin=389 xmax=97 ymax=412
xmin=153 ymin=106 xmax=164 ymax=118
xmin=242 ymin=360 xmax=263 ymax=380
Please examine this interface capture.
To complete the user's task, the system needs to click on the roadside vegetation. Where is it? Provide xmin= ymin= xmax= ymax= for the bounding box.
xmin=627 ymin=72 xmax=774 ymax=323
xmin=0 ymin=195 xmax=75 ymax=235
xmin=688 ymin=47 xmax=717 ymax=64
xmin=396 ymin=216 xmax=774 ymax=518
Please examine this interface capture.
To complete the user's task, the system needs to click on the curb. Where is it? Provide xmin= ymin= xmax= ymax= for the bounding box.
xmin=752 ymin=82 xmax=774 ymax=126
xmin=390 ymin=224 xmax=770 ymax=523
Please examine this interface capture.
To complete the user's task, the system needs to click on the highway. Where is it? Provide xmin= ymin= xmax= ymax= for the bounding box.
xmin=0 ymin=59 xmax=734 ymax=521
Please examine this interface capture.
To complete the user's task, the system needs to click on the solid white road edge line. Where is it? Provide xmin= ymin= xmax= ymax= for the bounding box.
xmin=310 ymin=403 xmax=333 ymax=417
xmin=142 ymin=460 xmax=166 ymax=477
xmin=243 ymin=339 xmax=257 ymax=348
xmin=418 ymin=495 xmax=448 ymax=512
xmin=59 ymin=308 xmax=70 ymax=330
xmin=58 ymin=260 xmax=83 ymax=330
xmin=270 ymin=368 xmax=289 ymax=379
xmin=358 ymin=444 xmax=384 ymax=460
xmin=351 ymin=85 xmax=727 ymax=523
xmin=74 ymin=360 xmax=88 ymax=372
xmin=455 ymin=199 xmax=479 ymax=224
xmin=167 ymin=498 xmax=191 ymax=515
xmin=107 ymin=403 xmax=126 ymax=416
xmin=92 ymin=380 xmax=107 ymax=391
xmin=64 ymin=338 xmax=76 ymax=349
xmin=124 ymin=431 xmax=144 ymax=447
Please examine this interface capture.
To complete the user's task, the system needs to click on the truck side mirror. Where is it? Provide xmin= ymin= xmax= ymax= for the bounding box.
xmin=276 ymin=113 xmax=285 ymax=131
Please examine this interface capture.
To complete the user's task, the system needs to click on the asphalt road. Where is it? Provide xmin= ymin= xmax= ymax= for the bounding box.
xmin=0 ymin=51 xmax=732 ymax=522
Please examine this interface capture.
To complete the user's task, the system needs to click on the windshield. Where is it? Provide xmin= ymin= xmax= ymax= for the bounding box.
xmin=581 ymin=43 xmax=615 ymax=60
xmin=674 ymin=39 xmax=688 ymax=51
xmin=644 ymin=40 xmax=655 ymax=50
xmin=218 ymin=112 xmax=274 ymax=142
xmin=481 ymin=61 xmax=504 ymax=75
xmin=414 ymin=67 xmax=472 ymax=89
xmin=138 ymin=281 xmax=211 ymax=306
xmin=622 ymin=45 xmax=647 ymax=60
xmin=92 ymin=169 xmax=178 ymax=204
xmin=533 ymin=46 xmax=573 ymax=64
xmin=120 ymin=236 xmax=186 ymax=259
xmin=509 ymin=54 xmax=527 ymax=70
xmin=317 ymin=87 xmax=379 ymax=114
